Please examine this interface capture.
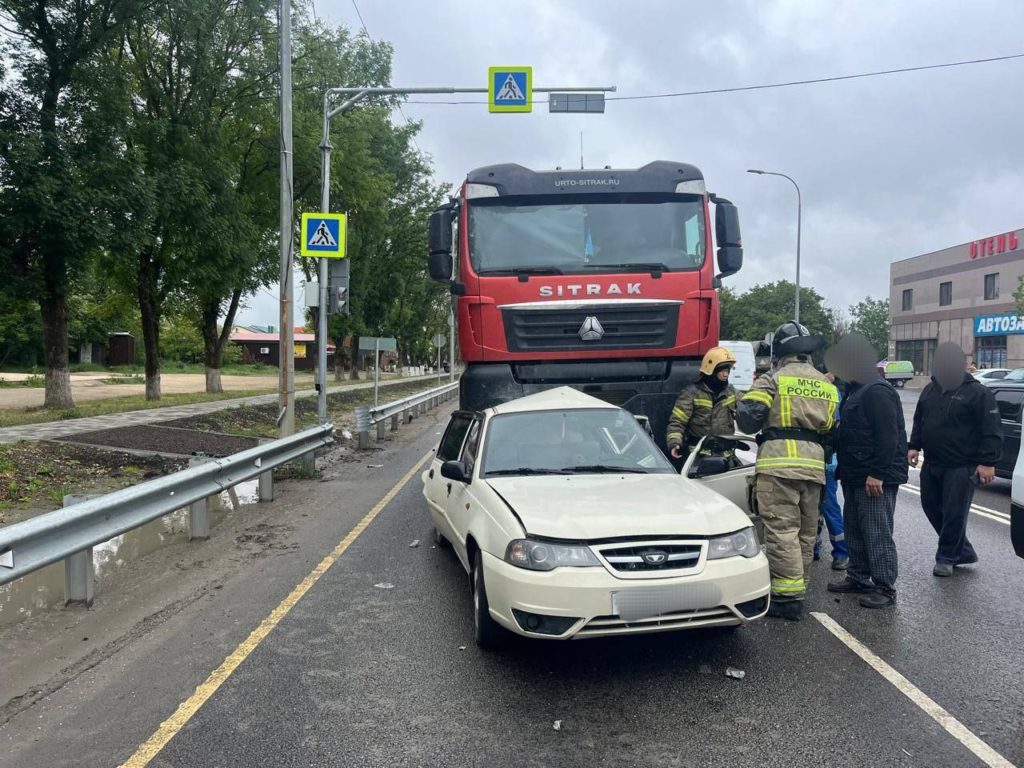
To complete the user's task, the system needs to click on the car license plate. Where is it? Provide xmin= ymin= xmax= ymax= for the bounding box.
xmin=611 ymin=583 xmax=722 ymax=622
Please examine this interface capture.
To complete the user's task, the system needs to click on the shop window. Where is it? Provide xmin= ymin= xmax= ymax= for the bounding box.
xmin=895 ymin=339 xmax=936 ymax=374
xmin=939 ymin=282 xmax=952 ymax=307
xmin=976 ymin=335 xmax=1008 ymax=369
xmin=901 ymin=289 xmax=913 ymax=311
xmin=984 ymin=273 xmax=999 ymax=301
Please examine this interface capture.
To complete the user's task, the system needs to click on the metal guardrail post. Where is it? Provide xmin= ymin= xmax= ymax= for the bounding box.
xmin=299 ymin=451 xmax=316 ymax=476
xmin=390 ymin=413 xmax=399 ymax=431
xmin=257 ymin=439 xmax=274 ymax=502
xmin=188 ymin=457 xmax=212 ymax=541
xmin=63 ymin=494 xmax=95 ymax=606
xmin=355 ymin=405 xmax=371 ymax=449
xmin=405 ymin=408 xmax=413 ymax=424
xmin=376 ymin=420 xmax=386 ymax=440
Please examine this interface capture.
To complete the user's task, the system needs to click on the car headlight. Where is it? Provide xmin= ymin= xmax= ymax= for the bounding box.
xmin=707 ymin=527 xmax=761 ymax=560
xmin=504 ymin=539 xmax=601 ymax=571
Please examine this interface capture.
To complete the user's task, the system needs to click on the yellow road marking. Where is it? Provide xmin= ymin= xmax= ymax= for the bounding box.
xmin=120 ymin=449 xmax=435 ymax=768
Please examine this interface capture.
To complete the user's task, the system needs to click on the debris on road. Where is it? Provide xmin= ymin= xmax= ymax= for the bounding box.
xmin=368 ymin=464 xmax=384 ymax=469
xmin=553 ymin=720 xmax=562 ymax=731
xmin=458 ymin=645 xmax=466 ymax=651
xmin=409 ymin=539 xmax=420 ymax=548
xmin=373 ymin=582 xmax=395 ymax=589
xmin=725 ymin=667 xmax=746 ymax=680
xmin=341 ymin=429 xmax=353 ymax=440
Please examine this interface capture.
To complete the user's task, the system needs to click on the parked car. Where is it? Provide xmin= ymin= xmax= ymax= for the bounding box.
xmin=422 ymin=387 xmax=770 ymax=647
xmin=980 ymin=380 xmax=1024 ymax=478
xmin=879 ymin=360 xmax=915 ymax=388
xmin=1002 ymin=368 xmax=1024 ymax=382
xmin=973 ymin=368 xmax=1012 ymax=382
xmin=718 ymin=340 xmax=756 ymax=391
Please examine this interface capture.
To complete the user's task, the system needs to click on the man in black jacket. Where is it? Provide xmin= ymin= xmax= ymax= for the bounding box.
xmin=826 ymin=334 xmax=908 ymax=608
xmin=909 ymin=343 xmax=1002 ymax=577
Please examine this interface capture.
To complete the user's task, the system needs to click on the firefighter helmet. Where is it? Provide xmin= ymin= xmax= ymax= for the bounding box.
xmin=699 ymin=346 xmax=737 ymax=376
xmin=772 ymin=320 xmax=824 ymax=358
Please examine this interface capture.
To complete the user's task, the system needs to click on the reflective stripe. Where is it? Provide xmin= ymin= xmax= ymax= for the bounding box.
xmin=693 ymin=398 xmax=713 ymax=408
xmin=780 ymin=391 xmax=792 ymax=428
xmin=771 ymin=577 xmax=805 ymax=593
xmin=667 ymin=432 xmax=684 ymax=443
xmin=743 ymin=390 xmax=773 ymax=406
xmin=756 ymin=456 xmax=825 ymax=471
xmin=672 ymin=407 xmax=690 ymax=423
xmin=722 ymin=395 xmax=736 ymax=406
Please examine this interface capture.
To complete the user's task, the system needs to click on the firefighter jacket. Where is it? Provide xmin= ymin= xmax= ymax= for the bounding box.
xmin=666 ymin=380 xmax=738 ymax=452
xmin=736 ymin=356 xmax=839 ymax=483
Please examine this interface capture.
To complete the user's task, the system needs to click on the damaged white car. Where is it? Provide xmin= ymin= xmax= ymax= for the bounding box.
xmin=422 ymin=387 xmax=769 ymax=647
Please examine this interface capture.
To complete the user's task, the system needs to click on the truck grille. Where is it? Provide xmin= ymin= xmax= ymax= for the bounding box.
xmin=502 ymin=303 xmax=679 ymax=352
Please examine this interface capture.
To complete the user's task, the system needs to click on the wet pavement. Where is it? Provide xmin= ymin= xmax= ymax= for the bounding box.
xmin=0 ymin=408 xmax=1020 ymax=768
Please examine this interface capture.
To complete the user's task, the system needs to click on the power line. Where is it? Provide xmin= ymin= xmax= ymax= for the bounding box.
xmin=401 ymin=52 xmax=1024 ymax=105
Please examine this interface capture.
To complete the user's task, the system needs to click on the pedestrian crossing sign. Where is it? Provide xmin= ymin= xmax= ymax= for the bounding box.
xmin=488 ymin=67 xmax=532 ymax=113
xmin=300 ymin=212 xmax=347 ymax=258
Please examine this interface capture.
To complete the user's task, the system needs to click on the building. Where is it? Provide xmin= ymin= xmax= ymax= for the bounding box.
xmin=230 ymin=330 xmax=335 ymax=371
xmin=890 ymin=227 xmax=1024 ymax=372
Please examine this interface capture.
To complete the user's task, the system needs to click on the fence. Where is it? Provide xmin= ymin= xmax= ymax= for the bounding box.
xmin=353 ymin=381 xmax=459 ymax=449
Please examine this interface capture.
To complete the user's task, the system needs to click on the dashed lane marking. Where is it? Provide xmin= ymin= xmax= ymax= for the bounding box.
xmin=119 ymin=449 xmax=435 ymax=768
xmin=812 ymin=613 xmax=1016 ymax=768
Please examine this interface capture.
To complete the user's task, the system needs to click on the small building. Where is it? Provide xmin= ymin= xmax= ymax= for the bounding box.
xmin=890 ymin=228 xmax=1024 ymax=372
xmin=230 ymin=331 xmax=335 ymax=371
xmin=107 ymin=332 xmax=136 ymax=367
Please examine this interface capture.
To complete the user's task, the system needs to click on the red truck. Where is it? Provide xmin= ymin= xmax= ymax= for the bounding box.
xmin=426 ymin=161 xmax=743 ymax=451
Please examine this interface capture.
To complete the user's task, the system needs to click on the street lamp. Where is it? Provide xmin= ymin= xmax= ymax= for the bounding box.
xmin=748 ymin=169 xmax=802 ymax=324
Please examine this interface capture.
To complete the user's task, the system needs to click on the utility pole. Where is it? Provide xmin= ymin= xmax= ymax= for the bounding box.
xmin=277 ymin=0 xmax=295 ymax=437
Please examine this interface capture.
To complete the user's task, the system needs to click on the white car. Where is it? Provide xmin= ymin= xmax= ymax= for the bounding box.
xmin=421 ymin=387 xmax=770 ymax=647
xmin=973 ymin=368 xmax=1012 ymax=382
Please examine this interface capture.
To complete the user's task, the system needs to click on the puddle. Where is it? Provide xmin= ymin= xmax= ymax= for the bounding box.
xmin=0 ymin=479 xmax=260 ymax=629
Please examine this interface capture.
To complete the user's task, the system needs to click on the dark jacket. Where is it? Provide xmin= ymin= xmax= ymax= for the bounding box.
xmin=837 ymin=379 xmax=908 ymax=485
xmin=909 ymin=374 xmax=1003 ymax=467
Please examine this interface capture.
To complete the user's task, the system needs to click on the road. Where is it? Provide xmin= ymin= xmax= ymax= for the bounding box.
xmin=1 ymin=402 xmax=1021 ymax=768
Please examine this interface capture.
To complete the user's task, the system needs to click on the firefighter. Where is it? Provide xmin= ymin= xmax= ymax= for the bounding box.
xmin=667 ymin=346 xmax=739 ymax=460
xmin=736 ymin=321 xmax=839 ymax=621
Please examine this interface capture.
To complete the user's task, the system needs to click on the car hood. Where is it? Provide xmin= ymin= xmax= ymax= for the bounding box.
xmin=486 ymin=473 xmax=750 ymax=540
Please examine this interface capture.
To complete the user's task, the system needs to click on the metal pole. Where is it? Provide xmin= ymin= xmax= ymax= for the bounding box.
xmin=374 ymin=337 xmax=380 ymax=407
xmin=448 ymin=308 xmax=455 ymax=383
xmin=277 ymin=0 xmax=295 ymax=438
xmin=437 ymin=341 xmax=441 ymax=384
xmin=317 ymin=99 xmax=331 ymax=425
xmin=747 ymin=169 xmax=802 ymax=323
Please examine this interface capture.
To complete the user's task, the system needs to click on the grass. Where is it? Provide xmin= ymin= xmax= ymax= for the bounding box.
xmin=0 ymin=375 xmax=45 ymax=388
xmin=100 ymin=375 xmax=146 ymax=385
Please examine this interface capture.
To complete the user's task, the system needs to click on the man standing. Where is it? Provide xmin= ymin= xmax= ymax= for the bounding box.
xmin=909 ymin=342 xmax=1002 ymax=576
xmin=814 ymin=371 xmax=849 ymax=571
xmin=737 ymin=321 xmax=838 ymax=621
xmin=826 ymin=334 xmax=908 ymax=608
xmin=667 ymin=347 xmax=738 ymax=460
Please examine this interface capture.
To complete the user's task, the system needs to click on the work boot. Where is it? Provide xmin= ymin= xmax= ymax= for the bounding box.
xmin=831 ymin=556 xmax=849 ymax=571
xmin=767 ymin=600 xmax=804 ymax=621
xmin=933 ymin=562 xmax=954 ymax=577
xmin=859 ymin=591 xmax=896 ymax=609
xmin=827 ymin=577 xmax=871 ymax=594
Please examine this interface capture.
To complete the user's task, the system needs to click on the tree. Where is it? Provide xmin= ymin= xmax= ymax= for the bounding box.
xmin=719 ymin=281 xmax=836 ymax=342
xmin=0 ymin=0 xmax=142 ymax=406
xmin=848 ymin=297 xmax=890 ymax=360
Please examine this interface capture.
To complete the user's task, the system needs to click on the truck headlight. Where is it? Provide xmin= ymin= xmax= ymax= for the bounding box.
xmin=505 ymin=539 xmax=601 ymax=571
xmin=707 ymin=528 xmax=760 ymax=560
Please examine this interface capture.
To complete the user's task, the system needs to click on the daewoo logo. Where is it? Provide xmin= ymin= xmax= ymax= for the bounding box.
xmin=539 ymin=283 xmax=641 ymax=298
xmin=640 ymin=550 xmax=668 ymax=565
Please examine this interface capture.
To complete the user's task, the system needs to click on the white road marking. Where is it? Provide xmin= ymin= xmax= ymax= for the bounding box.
xmin=812 ymin=613 xmax=1016 ymax=768
xmin=899 ymin=484 xmax=1011 ymax=525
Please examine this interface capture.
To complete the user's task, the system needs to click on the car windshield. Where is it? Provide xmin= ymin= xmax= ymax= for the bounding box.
xmin=480 ymin=408 xmax=675 ymax=477
xmin=1006 ymin=369 xmax=1024 ymax=381
xmin=468 ymin=194 xmax=705 ymax=275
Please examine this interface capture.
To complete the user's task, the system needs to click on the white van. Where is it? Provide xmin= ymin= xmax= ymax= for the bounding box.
xmin=719 ymin=340 xmax=756 ymax=392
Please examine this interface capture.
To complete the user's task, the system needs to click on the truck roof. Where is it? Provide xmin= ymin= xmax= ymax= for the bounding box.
xmin=465 ymin=161 xmax=705 ymax=196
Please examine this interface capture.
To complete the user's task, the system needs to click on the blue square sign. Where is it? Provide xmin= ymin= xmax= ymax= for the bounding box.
xmin=489 ymin=67 xmax=532 ymax=113
xmin=300 ymin=212 xmax=347 ymax=258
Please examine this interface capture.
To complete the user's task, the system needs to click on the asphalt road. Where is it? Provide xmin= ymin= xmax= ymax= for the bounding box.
xmin=1 ymin=405 xmax=1021 ymax=768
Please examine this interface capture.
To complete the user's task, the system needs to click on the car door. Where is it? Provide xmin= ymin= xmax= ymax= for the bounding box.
xmin=992 ymin=389 xmax=1024 ymax=475
xmin=445 ymin=416 xmax=483 ymax=571
xmin=681 ymin=436 xmax=758 ymax=517
xmin=424 ymin=412 xmax=474 ymax=543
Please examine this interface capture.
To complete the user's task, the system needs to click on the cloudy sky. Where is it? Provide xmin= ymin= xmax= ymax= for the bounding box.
xmin=237 ymin=0 xmax=1024 ymax=327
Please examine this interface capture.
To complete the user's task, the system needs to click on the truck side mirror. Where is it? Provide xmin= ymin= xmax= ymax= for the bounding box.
xmin=715 ymin=203 xmax=743 ymax=278
xmin=427 ymin=208 xmax=454 ymax=282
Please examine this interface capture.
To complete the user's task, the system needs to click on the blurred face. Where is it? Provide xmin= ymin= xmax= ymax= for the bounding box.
xmin=825 ymin=333 xmax=879 ymax=385
xmin=932 ymin=342 xmax=967 ymax=391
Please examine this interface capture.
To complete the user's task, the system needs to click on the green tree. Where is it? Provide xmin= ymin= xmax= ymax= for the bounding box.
xmin=0 ymin=0 xmax=143 ymax=406
xmin=848 ymin=297 xmax=890 ymax=360
xmin=719 ymin=281 xmax=836 ymax=342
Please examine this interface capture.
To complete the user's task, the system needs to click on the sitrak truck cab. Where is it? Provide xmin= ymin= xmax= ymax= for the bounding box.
xmin=426 ymin=161 xmax=743 ymax=451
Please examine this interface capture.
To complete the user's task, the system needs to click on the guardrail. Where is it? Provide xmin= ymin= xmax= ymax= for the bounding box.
xmin=0 ymin=423 xmax=334 ymax=604
xmin=353 ymin=381 xmax=459 ymax=449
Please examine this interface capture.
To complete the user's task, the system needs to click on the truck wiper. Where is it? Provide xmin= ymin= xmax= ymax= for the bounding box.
xmin=486 ymin=467 xmax=571 ymax=476
xmin=478 ymin=267 xmax=563 ymax=276
xmin=561 ymin=464 xmax=648 ymax=474
xmin=585 ymin=262 xmax=670 ymax=273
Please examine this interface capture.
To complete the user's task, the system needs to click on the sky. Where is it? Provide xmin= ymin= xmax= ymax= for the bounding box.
xmin=235 ymin=0 xmax=1024 ymax=328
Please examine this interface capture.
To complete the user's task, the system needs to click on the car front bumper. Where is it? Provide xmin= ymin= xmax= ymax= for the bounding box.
xmin=481 ymin=550 xmax=770 ymax=640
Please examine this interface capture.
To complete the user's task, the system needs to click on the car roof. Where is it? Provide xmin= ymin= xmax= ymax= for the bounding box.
xmin=487 ymin=386 xmax=620 ymax=415
xmin=982 ymin=379 xmax=1024 ymax=387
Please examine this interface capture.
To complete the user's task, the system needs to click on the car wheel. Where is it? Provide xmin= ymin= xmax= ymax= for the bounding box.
xmin=472 ymin=551 xmax=505 ymax=649
xmin=432 ymin=525 xmax=450 ymax=548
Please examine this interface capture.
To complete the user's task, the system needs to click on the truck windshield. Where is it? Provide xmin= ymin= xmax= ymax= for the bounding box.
xmin=468 ymin=195 xmax=705 ymax=274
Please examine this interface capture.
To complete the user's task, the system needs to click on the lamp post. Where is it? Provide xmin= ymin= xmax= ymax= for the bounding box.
xmin=748 ymin=169 xmax=802 ymax=324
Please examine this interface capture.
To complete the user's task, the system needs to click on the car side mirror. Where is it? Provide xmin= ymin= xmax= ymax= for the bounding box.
xmin=428 ymin=251 xmax=453 ymax=282
xmin=714 ymin=202 xmax=742 ymax=279
xmin=441 ymin=460 xmax=471 ymax=483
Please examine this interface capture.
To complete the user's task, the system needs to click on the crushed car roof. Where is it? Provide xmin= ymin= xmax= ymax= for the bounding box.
xmin=488 ymin=386 xmax=618 ymax=416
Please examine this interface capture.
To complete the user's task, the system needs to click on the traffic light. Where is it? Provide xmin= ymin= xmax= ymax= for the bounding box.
xmin=328 ymin=259 xmax=350 ymax=315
